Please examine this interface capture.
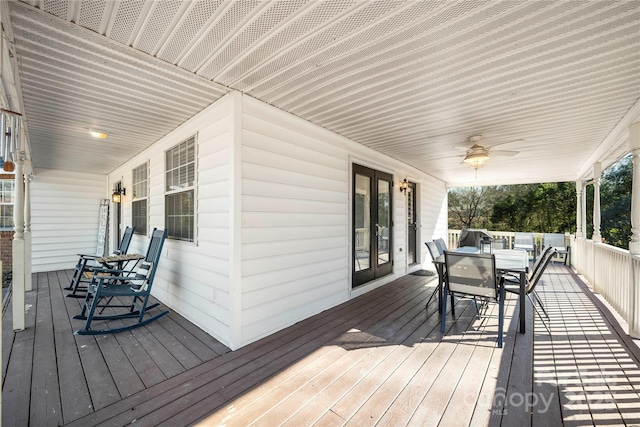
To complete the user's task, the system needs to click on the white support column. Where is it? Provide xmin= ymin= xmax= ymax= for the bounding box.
xmin=629 ymin=121 xmax=640 ymax=338
xmin=576 ymin=180 xmax=584 ymax=238
xmin=592 ymin=162 xmax=602 ymax=243
xmin=24 ymin=173 xmax=32 ymax=291
xmin=12 ymin=150 xmax=25 ymax=331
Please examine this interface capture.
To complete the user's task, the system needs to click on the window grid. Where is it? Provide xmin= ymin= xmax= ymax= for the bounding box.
xmin=0 ymin=179 xmax=14 ymax=228
xmin=165 ymin=136 xmax=196 ymax=242
xmin=132 ymin=162 xmax=149 ymax=235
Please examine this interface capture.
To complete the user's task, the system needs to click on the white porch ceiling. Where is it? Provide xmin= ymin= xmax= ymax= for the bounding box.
xmin=7 ymin=0 xmax=640 ymax=186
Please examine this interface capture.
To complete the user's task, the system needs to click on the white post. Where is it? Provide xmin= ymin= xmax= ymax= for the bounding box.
xmin=629 ymin=122 xmax=640 ymax=338
xmin=24 ymin=173 xmax=32 ymax=291
xmin=575 ymin=180 xmax=584 ymax=238
xmin=592 ymin=162 xmax=602 ymax=243
xmin=12 ymin=150 xmax=25 ymax=331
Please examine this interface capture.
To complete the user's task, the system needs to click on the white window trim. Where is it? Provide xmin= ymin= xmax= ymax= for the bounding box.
xmin=164 ymin=134 xmax=198 ymax=244
xmin=0 ymin=177 xmax=15 ymax=230
xmin=132 ymin=161 xmax=150 ymax=236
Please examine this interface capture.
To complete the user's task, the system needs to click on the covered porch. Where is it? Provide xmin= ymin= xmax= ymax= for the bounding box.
xmin=1 ymin=1 xmax=640 ymax=425
xmin=4 ymin=262 xmax=640 ymax=426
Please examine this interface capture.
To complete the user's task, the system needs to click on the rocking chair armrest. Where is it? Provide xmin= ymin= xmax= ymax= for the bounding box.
xmin=89 ymin=267 xmax=137 ymax=277
xmin=95 ymin=274 xmax=150 ymax=283
xmin=82 ymin=264 xmax=116 ymax=273
xmin=77 ymin=254 xmax=99 ymax=260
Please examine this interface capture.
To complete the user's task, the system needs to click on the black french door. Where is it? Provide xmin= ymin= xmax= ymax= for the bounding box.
xmin=353 ymin=164 xmax=393 ymax=287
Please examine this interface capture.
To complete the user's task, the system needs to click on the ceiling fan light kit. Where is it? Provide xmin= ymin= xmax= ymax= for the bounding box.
xmin=463 ymin=151 xmax=490 ymax=169
xmin=457 ymin=135 xmax=521 ymax=169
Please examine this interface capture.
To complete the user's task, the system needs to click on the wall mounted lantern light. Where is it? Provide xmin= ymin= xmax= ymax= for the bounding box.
xmin=399 ymin=178 xmax=409 ymax=194
xmin=112 ymin=183 xmax=125 ymax=203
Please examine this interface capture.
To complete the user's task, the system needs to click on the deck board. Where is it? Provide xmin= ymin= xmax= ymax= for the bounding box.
xmin=3 ymin=269 xmax=39 ymax=427
xmin=4 ymin=263 xmax=640 ymax=426
xmin=49 ymin=270 xmax=94 ymax=423
xmin=2 ymin=289 xmax=14 ymax=380
xmin=501 ymin=295 xmax=534 ymax=427
xmin=437 ymin=302 xmax=506 ymax=427
xmin=30 ymin=272 xmax=63 ymax=427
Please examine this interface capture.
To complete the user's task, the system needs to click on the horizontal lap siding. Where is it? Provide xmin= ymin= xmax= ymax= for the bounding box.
xmin=240 ymin=108 xmax=350 ymax=345
xmin=31 ymin=169 xmax=107 ymax=272
xmin=419 ymin=178 xmax=448 ymax=270
xmin=109 ymin=95 xmax=235 ymax=347
xmin=158 ymin=105 xmax=234 ymax=345
xmin=100 ymin=93 xmax=447 ymax=349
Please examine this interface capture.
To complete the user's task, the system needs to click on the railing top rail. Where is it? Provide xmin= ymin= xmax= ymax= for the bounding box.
xmin=592 ymin=241 xmax=630 ymax=256
xmin=576 ymin=238 xmax=631 ymax=256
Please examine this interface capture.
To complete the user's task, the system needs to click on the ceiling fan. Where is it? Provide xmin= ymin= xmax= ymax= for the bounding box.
xmin=456 ymin=135 xmax=521 ymax=169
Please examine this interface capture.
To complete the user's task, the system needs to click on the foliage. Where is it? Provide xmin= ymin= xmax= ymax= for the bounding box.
xmin=448 ymin=187 xmax=487 ymax=229
xmin=447 ymin=155 xmax=633 ymax=249
xmin=599 ymin=156 xmax=632 ymax=248
xmin=449 ymin=183 xmax=576 ymax=233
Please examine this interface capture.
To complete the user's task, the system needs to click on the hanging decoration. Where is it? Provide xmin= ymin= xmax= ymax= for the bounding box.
xmin=0 ymin=109 xmax=21 ymax=172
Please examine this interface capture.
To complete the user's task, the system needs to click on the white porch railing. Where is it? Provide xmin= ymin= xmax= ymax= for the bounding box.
xmin=447 ymin=230 xmax=554 ymax=254
xmin=572 ymin=237 xmax=637 ymax=323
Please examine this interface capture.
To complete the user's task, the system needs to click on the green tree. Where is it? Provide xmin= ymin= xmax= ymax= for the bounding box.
xmin=600 ymin=156 xmax=632 ymax=248
xmin=488 ymin=183 xmax=575 ymax=232
xmin=450 ymin=183 xmax=576 ymax=232
xmin=448 ymin=187 xmax=493 ymax=229
xmin=447 ymin=156 xmax=632 ymax=250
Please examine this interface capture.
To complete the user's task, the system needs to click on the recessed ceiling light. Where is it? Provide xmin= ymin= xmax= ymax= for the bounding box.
xmin=89 ymin=129 xmax=108 ymax=139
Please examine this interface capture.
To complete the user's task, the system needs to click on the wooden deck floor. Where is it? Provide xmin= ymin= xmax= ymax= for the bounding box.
xmin=3 ymin=264 xmax=640 ymax=426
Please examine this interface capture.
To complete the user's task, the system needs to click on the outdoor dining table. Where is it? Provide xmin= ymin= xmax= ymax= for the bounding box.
xmin=432 ymin=247 xmax=529 ymax=334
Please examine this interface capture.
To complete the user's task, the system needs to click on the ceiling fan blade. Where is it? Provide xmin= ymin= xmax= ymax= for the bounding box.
xmin=490 ymin=150 xmax=519 ymax=157
xmin=486 ymin=138 xmax=526 ymax=148
xmin=430 ymin=153 xmax=464 ymax=161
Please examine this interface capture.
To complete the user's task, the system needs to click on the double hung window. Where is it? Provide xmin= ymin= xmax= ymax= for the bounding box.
xmin=0 ymin=179 xmax=14 ymax=228
xmin=132 ymin=162 xmax=149 ymax=235
xmin=165 ymin=136 xmax=196 ymax=241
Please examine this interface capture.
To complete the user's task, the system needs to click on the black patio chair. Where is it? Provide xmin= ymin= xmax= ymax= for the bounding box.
xmin=434 ymin=237 xmax=448 ymax=254
xmin=513 ymin=232 xmax=536 ymax=259
xmin=543 ymin=233 xmax=571 ymax=265
xmin=490 ymin=238 xmax=507 ymax=250
xmin=73 ymin=228 xmax=168 ymax=335
xmin=424 ymin=241 xmax=455 ymax=314
xmin=65 ymin=226 xmax=135 ymax=297
xmin=503 ymin=246 xmax=557 ymax=331
xmin=441 ymin=252 xmax=505 ymax=347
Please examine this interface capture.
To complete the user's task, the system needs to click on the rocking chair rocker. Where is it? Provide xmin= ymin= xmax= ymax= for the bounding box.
xmin=73 ymin=228 xmax=168 ymax=335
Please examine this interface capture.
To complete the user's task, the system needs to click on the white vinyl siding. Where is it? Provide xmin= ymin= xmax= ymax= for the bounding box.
xmin=240 ymin=100 xmax=350 ymax=345
xmin=31 ymin=169 xmax=107 ymax=273
xmin=108 ymin=95 xmax=234 ymax=346
xmin=419 ymin=177 xmax=449 ymax=270
xmin=101 ymin=92 xmax=447 ymax=349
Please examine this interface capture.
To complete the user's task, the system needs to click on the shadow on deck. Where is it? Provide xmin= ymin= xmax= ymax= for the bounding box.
xmin=2 ymin=264 xmax=640 ymax=426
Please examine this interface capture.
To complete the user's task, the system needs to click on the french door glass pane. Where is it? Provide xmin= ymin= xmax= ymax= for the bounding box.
xmin=377 ymin=179 xmax=390 ymax=265
xmin=355 ymin=173 xmax=371 ymax=272
xmin=407 ymin=184 xmax=417 ymax=264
